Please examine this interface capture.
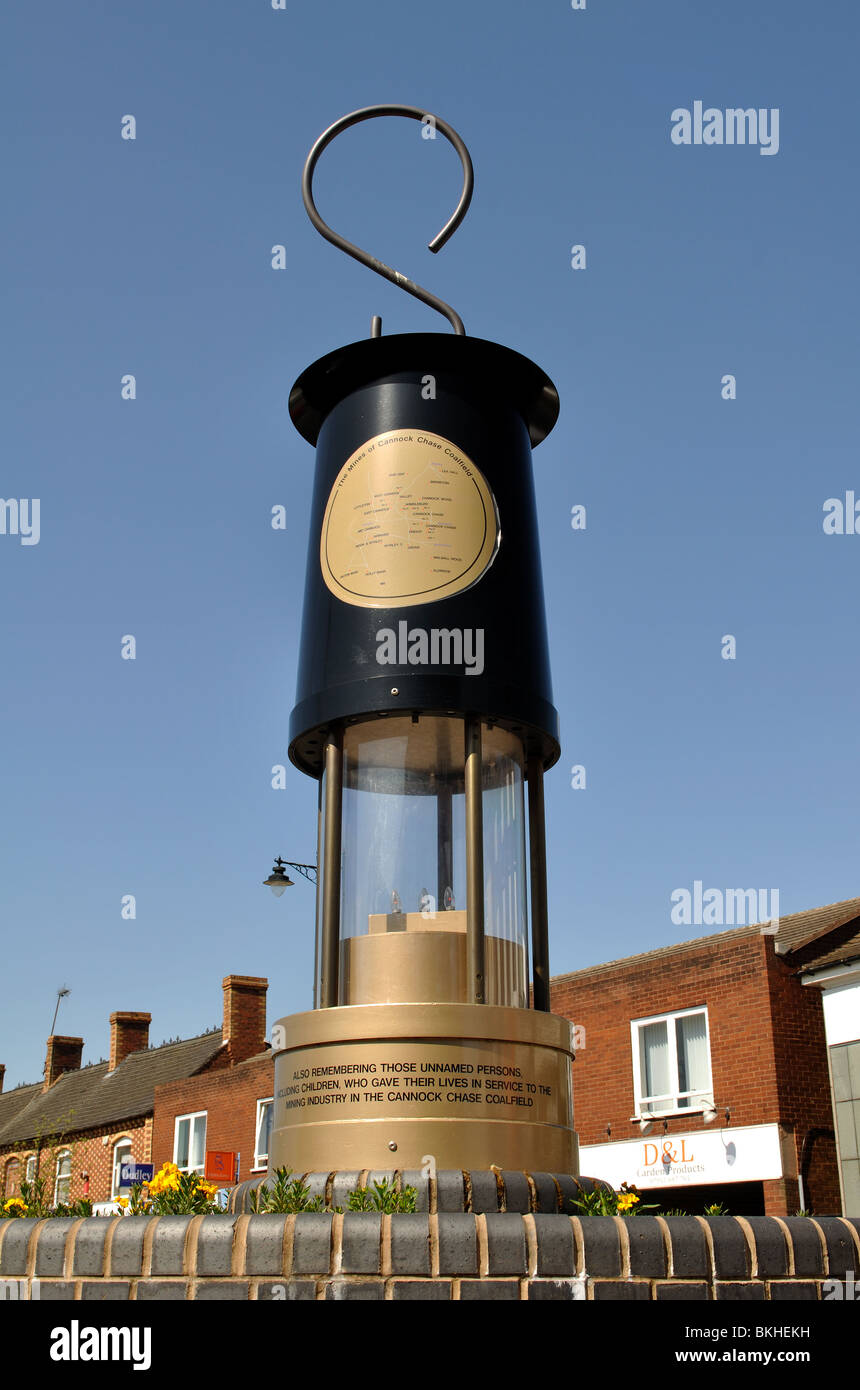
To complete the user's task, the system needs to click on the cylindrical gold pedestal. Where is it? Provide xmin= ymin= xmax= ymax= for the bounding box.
xmin=270 ymin=1003 xmax=578 ymax=1174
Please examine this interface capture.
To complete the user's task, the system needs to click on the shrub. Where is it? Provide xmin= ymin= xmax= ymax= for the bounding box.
xmin=569 ymin=1180 xmax=658 ymax=1216
xmin=346 ymin=1178 xmax=417 ymax=1213
xmin=124 ymin=1162 xmax=220 ymax=1215
xmin=249 ymin=1169 xmax=417 ymax=1215
xmin=1 ymin=1177 xmax=92 ymax=1220
xmin=249 ymin=1169 xmax=326 ymax=1214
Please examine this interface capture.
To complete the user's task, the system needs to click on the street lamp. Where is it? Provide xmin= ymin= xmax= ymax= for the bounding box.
xmin=263 ymin=857 xmax=317 ymax=896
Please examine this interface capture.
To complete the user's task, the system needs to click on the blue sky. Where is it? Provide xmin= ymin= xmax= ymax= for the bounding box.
xmin=2 ymin=1 xmax=858 ymax=1086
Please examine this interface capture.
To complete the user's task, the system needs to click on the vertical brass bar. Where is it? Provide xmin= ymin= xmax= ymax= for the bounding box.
xmin=437 ymin=780 xmax=453 ymax=910
xmin=464 ymin=716 xmax=486 ymax=1003
xmin=312 ymin=773 xmax=324 ymax=1010
xmin=528 ymin=755 xmax=550 ymax=1011
xmin=320 ymin=726 xmax=343 ymax=1008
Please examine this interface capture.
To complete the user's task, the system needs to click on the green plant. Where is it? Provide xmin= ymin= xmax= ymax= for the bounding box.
xmin=1 ymin=1177 xmax=92 ymax=1220
xmin=346 ymin=1178 xmax=417 ymax=1214
xmin=55 ymin=1197 xmax=94 ymax=1218
xmin=126 ymin=1184 xmax=151 ymax=1215
xmin=139 ymin=1162 xmax=220 ymax=1215
xmin=703 ymin=1202 xmax=729 ymax=1215
xmin=250 ymin=1169 xmax=327 ymax=1214
xmin=248 ymin=1169 xmax=418 ymax=1215
xmin=569 ymin=1180 xmax=658 ymax=1217
xmin=95 ymin=1162 xmax=220 ymax=1216
xmin=8 ymin=1176 xmax=53 ymax=1218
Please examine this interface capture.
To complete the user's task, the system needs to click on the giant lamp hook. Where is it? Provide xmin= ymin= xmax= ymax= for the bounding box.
xmin=301 ymin=103 xmax=474 ymax=336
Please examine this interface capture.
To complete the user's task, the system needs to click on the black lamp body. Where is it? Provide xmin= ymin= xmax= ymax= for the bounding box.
xmin=288 ymin=333 xmax=560 ymax=774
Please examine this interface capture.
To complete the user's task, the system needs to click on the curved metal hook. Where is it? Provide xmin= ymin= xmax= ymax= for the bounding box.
xmin=302 ymin=104 xmax=474 ymax=335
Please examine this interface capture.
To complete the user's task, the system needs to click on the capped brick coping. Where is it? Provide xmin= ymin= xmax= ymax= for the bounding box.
xmin=0 ymin=1214 xmax=856 ymax=1301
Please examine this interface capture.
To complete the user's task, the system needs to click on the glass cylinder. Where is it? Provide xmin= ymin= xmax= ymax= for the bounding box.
xmin=314 ymin=714 xmax=529 ymax=1008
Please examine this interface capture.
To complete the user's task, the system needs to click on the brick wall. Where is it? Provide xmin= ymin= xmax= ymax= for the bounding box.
xmin=1 ymin=1211 xmax=857 ymax=1301
xmin=764 ymin=948 xmax=840 ymax=1213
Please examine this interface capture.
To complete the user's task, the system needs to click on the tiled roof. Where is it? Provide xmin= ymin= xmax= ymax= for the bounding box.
xmin=551 ymin=894 xmax=860 ymax=983
xmin=231 ymin=1050 xmax=271 ymax=1070
xmin=0 ymin=1033 xmax=225 ymax=1147
xmin=796 ymin=926 xmax=860 ymax=973
xmin=0 ymin=1081 xmax=43 ymax=1139
xmin=773 ymin=896 xmax=860 ymax=957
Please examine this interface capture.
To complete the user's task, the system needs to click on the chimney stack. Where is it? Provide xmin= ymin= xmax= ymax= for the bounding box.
xmin=43 ymin=1036 xmax=83 ymax=1090
xmin=0 ymin=1064 xmax=5 ymax=1093
xmin=222 ymin=976 xmax=268 ymax=1063
xmin=109 ymin=1012 xmax=151 ymax=1071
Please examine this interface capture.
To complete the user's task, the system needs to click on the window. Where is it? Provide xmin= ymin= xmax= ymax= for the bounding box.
xmin=173 ymin=1112 xmax=207 ymax=1175
xmin=25 ymin=1155 xmax=36 ymax=1184
xmin=631 ymin=1007 xmax=712 ymax=1116
xmin=111 ymin=1139 xmax=133 ymax=1198
xmin=3 ymin=1159 xmax=19 ymax=1198
xmin=54 ymin=1150 xmax=72 ymax=1205
xmin=254 ymin=1098 xmax=273 ymax=1170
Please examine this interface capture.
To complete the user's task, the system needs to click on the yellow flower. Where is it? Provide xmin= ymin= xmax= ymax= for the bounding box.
xmin=148 ymin=1162 xmax=183 ymax=1195
xmin=115 ymin=1197 xmax=129 ymax=1208
xmin=3 ymin=1197 xmax=27 ymax=1213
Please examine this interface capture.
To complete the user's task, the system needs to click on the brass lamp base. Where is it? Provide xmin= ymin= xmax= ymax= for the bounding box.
xmin=270 ymin=1002 xmax=578 ymax=1174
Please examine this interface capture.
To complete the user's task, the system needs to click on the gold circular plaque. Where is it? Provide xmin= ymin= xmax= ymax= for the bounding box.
xmin=320 ymin=429 xmax=499 ymax=608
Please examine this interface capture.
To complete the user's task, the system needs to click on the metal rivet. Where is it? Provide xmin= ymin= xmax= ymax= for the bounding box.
xmin=388 ymin=1141 xmax=398 ymax=1152
xmin=390 ymin=688 xmax=399 ymax=696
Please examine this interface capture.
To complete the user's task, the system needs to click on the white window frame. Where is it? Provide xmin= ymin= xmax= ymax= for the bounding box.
xmin=253 ymin=1097 xmax=274 ymax=1171
xmin=173 ymin=1111 xmax=207 ymax=1175
xmin=630 ymin=1006 xmax=713 ymax=1118
xmin=53 ymin=1149 xmax=72 ymax=1205
xmin=111 ymin=1138 xmax=134 ymax=1198
xmin=24 ymin=1155 xmax=36 ymax=1184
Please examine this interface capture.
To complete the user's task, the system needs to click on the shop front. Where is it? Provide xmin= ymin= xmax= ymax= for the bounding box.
xmin=579 ymin=1123 xmax=789 ymax=1215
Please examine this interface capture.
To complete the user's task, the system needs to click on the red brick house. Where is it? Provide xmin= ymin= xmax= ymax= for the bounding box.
xmin=0 ymin=975 xmax=270 ymax=1208
xmin=151 ymin=1051 xmax=274 ymax=1186
xmin=151 ymin=978 xmax=274 ymax=1185
xmin=551 ymin=897 xmax=860 ymax=1218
